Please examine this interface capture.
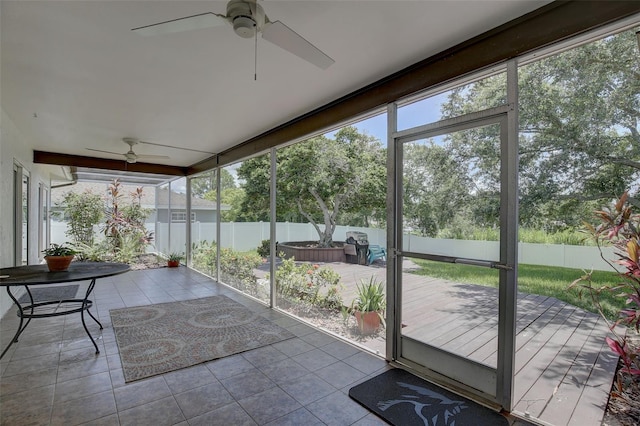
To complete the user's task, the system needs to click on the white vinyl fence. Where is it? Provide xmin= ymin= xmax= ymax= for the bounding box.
xmin=52 ymin=221 xmax=618 ymax=272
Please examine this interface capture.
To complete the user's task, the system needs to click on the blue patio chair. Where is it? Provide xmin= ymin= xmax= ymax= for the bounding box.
xmin=367 ymin=245 xmax=387 ymax=265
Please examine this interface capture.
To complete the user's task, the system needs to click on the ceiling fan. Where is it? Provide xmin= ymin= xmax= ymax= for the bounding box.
xmin=87 ymin=138 xmax=171 ymax=164
xmin=131 ymin=0 xmax=334 ymax=70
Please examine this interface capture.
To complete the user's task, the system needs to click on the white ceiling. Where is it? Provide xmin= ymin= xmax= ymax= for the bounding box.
xmin=1 ymin=0 xmax=550 ymax=168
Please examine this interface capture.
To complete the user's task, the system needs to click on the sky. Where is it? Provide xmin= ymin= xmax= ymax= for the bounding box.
xmin=340 ymin=92 xmax=449 ymax=144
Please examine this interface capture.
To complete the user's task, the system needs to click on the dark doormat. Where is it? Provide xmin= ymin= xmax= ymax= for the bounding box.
xmin=18 ymin=285 xmax=79 ymax=304
xmin=349 ymin=368 xmax=508 ymax=426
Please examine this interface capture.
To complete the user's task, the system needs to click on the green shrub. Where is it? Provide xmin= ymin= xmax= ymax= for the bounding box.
xmin=192 ymin=242 xmax=345 ymax=307
xmin=72 ymin=241 xmax=110 ymax=262
xmin=219 ymin=248 xmax=262 ymax=293
xmin=272 ymin=258 xmax=343 ymax=309
xmin=257 ymin=239 xmax=270 ymax=258
xmin=437 ymin=225 xmax=590 ymax=245
xmin=112 ymin=234 xmax=141 ymax=264
xmin=191 ymin=240 xmax=218 ymax=276
xmin=519 ymin=227 xmax=590 ymax=245
xmin=322 ymin=284 xmax=343 ymax=310
xmin=192 ymin=241 xmax=263 ymax=296
xmin=60 ymin=191 xmax=104 ymax=245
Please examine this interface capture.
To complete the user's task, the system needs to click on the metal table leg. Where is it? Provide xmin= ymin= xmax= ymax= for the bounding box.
xmin=0 ymin=279 xmax=104 ymax=359
xmin=0 ymin=286 xmax=32 ymax=360
xmin=81 ymin=278 xmax=103 ymax=354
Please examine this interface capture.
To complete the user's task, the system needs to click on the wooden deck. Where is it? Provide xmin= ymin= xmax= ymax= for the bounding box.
xmin=265 ymin=260 xmax=618 ymax=426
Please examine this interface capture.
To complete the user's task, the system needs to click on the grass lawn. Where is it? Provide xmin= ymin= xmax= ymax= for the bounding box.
xmin=411 ymin=259 xmax=627 ymax=320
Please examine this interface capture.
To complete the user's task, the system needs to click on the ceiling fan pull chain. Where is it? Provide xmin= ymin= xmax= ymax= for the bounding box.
xmin=254 ymin=23 xmax=258 ymax=81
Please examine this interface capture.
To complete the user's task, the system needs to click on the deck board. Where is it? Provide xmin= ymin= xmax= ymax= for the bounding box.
xmin=538 ymin=315 xmax=608 ymax=425
xmin=512 ymin=307 xmax=588 ymax=404
xmin=567 ymin=338 xmax=619 ymax=426
xmin=513 ymin=312 xmax=597 ymax=418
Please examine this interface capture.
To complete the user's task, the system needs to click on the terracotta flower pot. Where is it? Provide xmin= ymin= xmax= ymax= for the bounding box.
xmin=355 ymin=310 xmax=382 ymax=335
xmin=167 ymin=260 xmax=180 ymax=268
xmin=45 ymin=255 xmax=74 ymax=272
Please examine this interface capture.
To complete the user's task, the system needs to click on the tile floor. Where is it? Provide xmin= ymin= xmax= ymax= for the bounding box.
xmin=0 ymin=266 xmax=534 ymax=426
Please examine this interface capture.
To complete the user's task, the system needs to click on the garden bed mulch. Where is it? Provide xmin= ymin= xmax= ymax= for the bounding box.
xmin=275 ymin=298 xmax=384 ymax=344
xmin=129 ymin=254 xmax=166 ymax=270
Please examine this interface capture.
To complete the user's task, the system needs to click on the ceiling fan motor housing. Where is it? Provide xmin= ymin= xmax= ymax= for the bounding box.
xmin=227 ymin=0 xmax=264 ymax=38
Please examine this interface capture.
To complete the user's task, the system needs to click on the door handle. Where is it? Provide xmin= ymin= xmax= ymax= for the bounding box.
xmin=455 ymin=258 xmax=512 ymax=270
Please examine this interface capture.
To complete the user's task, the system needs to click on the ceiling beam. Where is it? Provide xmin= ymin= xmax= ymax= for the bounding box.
xmin=189 ymin=0 xmax=640 ymax=173
xmin=34 ymin=151 xmax=188 ymax=176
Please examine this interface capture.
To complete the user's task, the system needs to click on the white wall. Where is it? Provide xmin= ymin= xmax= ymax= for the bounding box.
xmin=1 ymin=109 xmax=59 ymax=316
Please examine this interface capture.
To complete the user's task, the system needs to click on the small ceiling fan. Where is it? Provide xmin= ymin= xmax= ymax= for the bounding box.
xmin=87 ymin=138 xmax=170 ymax=164
xmin=131 ymin=0 xmax=334 ymax=70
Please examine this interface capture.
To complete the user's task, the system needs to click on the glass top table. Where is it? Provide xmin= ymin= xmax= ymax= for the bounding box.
xmin=0 ymin=262 xmax=130 ymax=359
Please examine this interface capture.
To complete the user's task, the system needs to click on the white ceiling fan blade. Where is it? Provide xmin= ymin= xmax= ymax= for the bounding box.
xmin=132 ymin=12 xmax=228 ymax=37
xmin=135 ymin=154 xmax=171 ymax=160
xmin=86 ymin=148 xmax=123 ymax=156
xmin=261 ymin=21 xmax=334 ymax=70
xmin=138 ymin=140 xmax=215 ymax=154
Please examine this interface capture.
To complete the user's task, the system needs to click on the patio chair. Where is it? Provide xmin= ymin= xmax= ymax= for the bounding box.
xmin=367 ymin=245 xmax=387 ymax=265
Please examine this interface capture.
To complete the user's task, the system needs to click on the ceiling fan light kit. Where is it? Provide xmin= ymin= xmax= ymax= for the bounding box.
xmin=228 ymin=0 xmax=261 ymax=38
xmin=125 ymin=152 xmax=137 ymax=164
xmin=233 ymin=16 xmax=255 ymax=38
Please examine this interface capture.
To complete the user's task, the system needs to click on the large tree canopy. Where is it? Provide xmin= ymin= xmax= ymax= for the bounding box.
xmin=237 ymin=127 xmax=386 ymax=246
xmin=191 ymin=169 xmax=235 ymax=198
xmin=403 ymin=142 xmax=471 ymax=236
xmin=440 ymin=28 xmax=639 ymax=230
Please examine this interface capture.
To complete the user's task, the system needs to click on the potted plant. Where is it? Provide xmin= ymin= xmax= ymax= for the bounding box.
xmin=167 ymin=252 xmax=183 ymax=268
xmin=42 ymin=243 xmax=77 ymax=272
xmin=350 ymin=276 xmax=386 ymax=335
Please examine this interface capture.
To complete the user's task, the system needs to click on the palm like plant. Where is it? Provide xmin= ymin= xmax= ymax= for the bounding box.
xmin=353 ymin=276 xmax=385 ymax=312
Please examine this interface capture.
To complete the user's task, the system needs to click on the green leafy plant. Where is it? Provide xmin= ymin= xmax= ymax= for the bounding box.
xmin=345 ymin=275 xmax=386 ymax=334
xmin=219 ymin=248 xmax=263 ymax=294
xmin=192 ymin=243 xmax=344 ymax=308
xmin=271 ymin=257 xmax=343 ymax=309
xmin=168 ymin=252 xmax=184 ymax=262
xmin=191 ymin=240 xmax=217 ymax=276
xmin=42 ymin=243 xmax=77 ymax=257
xmin=60 ymin=190 xmax=104 ymax=245
xmin=570 ymin=192 xmax=640 ymax=407
xmin=192 ymin=242 xmax=262 ymax=293
xmin=71 ymin=241 xmax=109 ymax=262
xmin=436 ymin=225 xmax=591 ymax=246
xmin=256 ymin=239 xmax=270 ymax=258
xmin=112 ymin=234 xmax=140 ymax=264
xmin=352 ymin=276 xmax=386 ymax=313
xmin=103 ymin=179 xmax=154 ymax=256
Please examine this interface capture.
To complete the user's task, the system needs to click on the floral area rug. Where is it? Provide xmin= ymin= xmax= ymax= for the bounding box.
xmin=110 ymin=295 xmax=294 ymax=382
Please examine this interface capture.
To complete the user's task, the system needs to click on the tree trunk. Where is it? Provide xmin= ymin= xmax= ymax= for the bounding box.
xmin=310 ymin=188 xmax=342 ymax=248
xmin=297 ymin=189 xmax=344 ymax=248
